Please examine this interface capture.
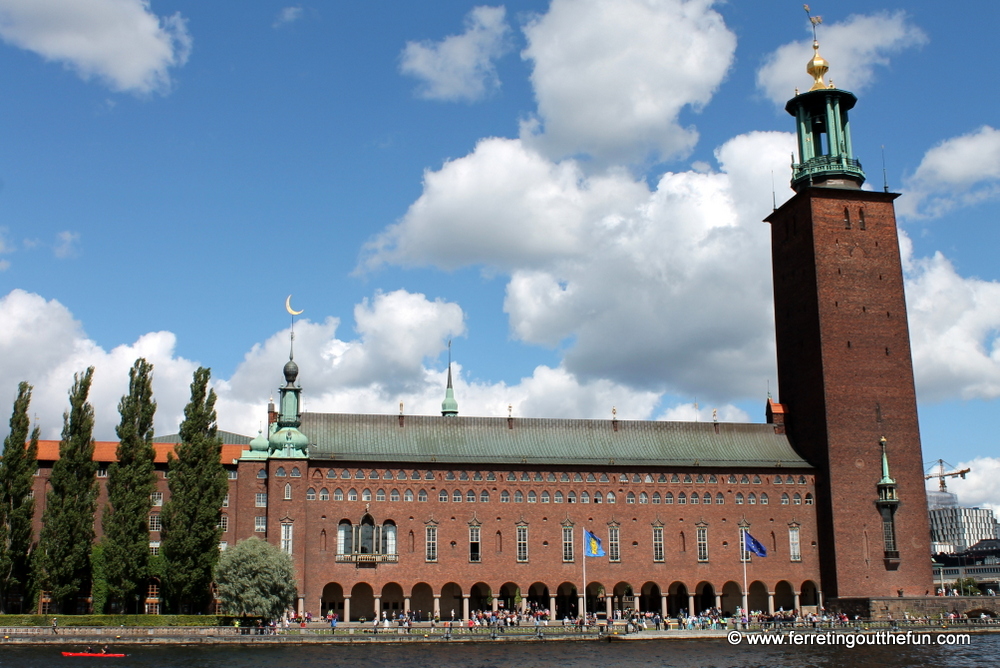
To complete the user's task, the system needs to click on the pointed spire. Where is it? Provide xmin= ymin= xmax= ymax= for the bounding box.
xmin=441 ymin=340 xmax=459 ymax=417
xmin=879 ymin=436 xmax=896 ymax=485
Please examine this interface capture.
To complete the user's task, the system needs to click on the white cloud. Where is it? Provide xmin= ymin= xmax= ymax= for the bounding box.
xmin=904 ymin=237 xmax=1000 ymax=401
xmin=657 ymin=402 xmax=750 ymax=423
xmin=520 ymin=0 xmax=736 ymax=165
xmin=365 ymin=130 xmax=796 ymax=400
xmin=400 ymin=5 xmax=511 ymax=103
xmin=929 ymin=457 xmax=1000 ymax=512
xmin=0 ymin=0 xmax=192 ymax=94
xmin=53 ymin=230 xmax=80 ymax=258
xmin=899 ymin=126 xmax=1000 ymax=218
xmin=273 ymin=6 xmax=303 ymax=28
xmin=757 ymin=11 xmax=927 ymax=106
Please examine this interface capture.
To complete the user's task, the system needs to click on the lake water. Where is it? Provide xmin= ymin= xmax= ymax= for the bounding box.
xmin=0 ymin=635 xmax=990 ymax=668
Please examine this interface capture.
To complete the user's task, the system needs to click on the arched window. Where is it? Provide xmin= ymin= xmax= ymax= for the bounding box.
xmin=333 ymin=488 xmax=344 ymax=501
xmin=359 ymin=515 xmax=375 ymax=553
xmin=257 ymin=470 xmax=267 ymax=479
xmin=652 ymin=492 xmax=661 ymax=504
xmin=678 ymin=492 xmax=687 ymax=505
xmin=541 ymin=491 xmax=551 ymax=503
xmin=418 ymin=489 xmax=427 ymax=502
xmin=514 ymin=490 xmax=524 ymax=502
xmin=716 ymin=492 xmax=725 ymax=504
xmin=327 ymin=469 xmax=338 ymax=479
xmin=306 ymin=487 xmax=316 ymax=501
xmin=337 ymin=521 xmax=352 ymax=554
xmin=527 ymin=490 xmax=537 ymax=503
xmin=347 ymin=488 xmax=358 ymax=501
xmin=439 ymin=490 xmax=448 ymax=502
xmin=554 ymin=491 xmax=564 ymax=503
xmin=383 ymin=470 xmax=393 ymax=480
xmin=740 ymin=475 xmax=749 ymax=484
xmin=748 ymin=493 xmax=757 ymax=505
xmin=291 ymin=467 xmax=301 ymax=478
xmin=735 ymin=493 xmax=744 ymax=504
xmin=368 ymin=470 xmax=378 ymax=479
xmin=805 ymin=493 xmax=814 ymax=505
xmin=665 ymin=492 xmax=674 ymax=504
xmin=708 ymin=475 xmax=718 ymax=483
xmin=798 ymin=476 xmax=806 ymax=484
xmin=341 ymin=470 xmax=351 ymax=479
xmin=728 ymin=474 xmax=737 ymax=484
xmin=362 ymin=489 xmax=372 ymax=502
xmin=320 ymin=488 xmax=330 ymax=501
xmin=480 ymin=490 xmax=490 ymax=503
xmin=284 ymin=483 xmax=292 ymax=500
xmin=568 ymin=491 xmax=577 ymax=503
xmin=639 ymin=492 xmax=648 ymax=504
xmin=752 ymin=475 xmax=761 ymax=484
xmin=774 ymin=476 xmax=782 ymax=484
xmin=690 ymin=492 xmax=699 ymax=504
xmin=593 ymin=491 xmax=602 ymax=504
xmin=390 ymin=489 xmax=400 ymax=502
xmin=793 ymin=493 xmax=802 ymax=505
xmin=381 ymin=521 xmax=397 ymax=555
xmin=466 ymin=489 xmax=476 ymax=503
xmin=626 ymin=491 xmax=636 ymax=504
xmin=606 ymin=492 xmax=616 ymax=504
xmin=781 ymin=493 xmax=789 ymax=505
xmin=703 ymin=492 xmax=711 ymax=504
xmin=452 ymin=490 xmax=462 ymax=502
xmin=580 ymin=491 xmax=590 ymax=504
xmin=355 ymin=470 xmax=364 ymax=479
xmin=275 ymin=467 xmax=286 ymax=477
xmin=501 ymin=490 xmax=510 ymax=502
xmin=760 ymin=493 xmax=768 ymax=505
xmin=404 ymin=489 xmax=413 ymax=502
xmin=376 ymin=488 xmax=386 ymax=502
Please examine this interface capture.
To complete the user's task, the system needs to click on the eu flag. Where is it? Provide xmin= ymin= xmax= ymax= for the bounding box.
xmin=743 ymin=531 xmax=767 ymax=557
xmin=584 ymin=530 xmax=605 ymax=557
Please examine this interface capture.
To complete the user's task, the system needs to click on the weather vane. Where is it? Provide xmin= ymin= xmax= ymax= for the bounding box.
xmin=803 ymin=5 xmax=822 ymax=41
xmin=285 ymin=295 xmax=303 ymax=357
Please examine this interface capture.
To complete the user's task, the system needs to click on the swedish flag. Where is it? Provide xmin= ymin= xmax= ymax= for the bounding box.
xmin=584 ymin=530 xmax=605 ymax=557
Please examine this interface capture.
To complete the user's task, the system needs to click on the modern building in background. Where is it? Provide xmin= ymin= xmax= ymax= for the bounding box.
xmin=929 ymin=507 xmax=998 ymax=553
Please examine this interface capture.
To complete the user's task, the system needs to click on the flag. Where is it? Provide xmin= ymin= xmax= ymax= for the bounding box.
xmin=584 ymin=530 xmax=605 ymax=557
xmin=743 ymin=530 xmax=767 ymax=557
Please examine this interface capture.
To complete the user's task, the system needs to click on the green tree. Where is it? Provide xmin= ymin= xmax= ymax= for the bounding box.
xmin=33 ymin=367 xmax=98 ymax=613
xmin=102 ymin=358 xmax=157 ymax=613
xmin=0 ymin=381 xmax=40 ymax=613
xmin=161 ymin=367 xmax=227 ymax=613
xmin=214 ymin=537 xmax=297 ymax=621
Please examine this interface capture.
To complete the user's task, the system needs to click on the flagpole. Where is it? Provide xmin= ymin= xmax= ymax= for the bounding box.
xmin=740 ymin=527 xmax=749 ymax=616
xmin=581 ymin=527 xmax=587 ymax=620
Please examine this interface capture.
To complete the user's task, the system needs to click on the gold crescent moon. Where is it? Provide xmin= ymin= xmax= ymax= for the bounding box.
xmin=285 ymin=295 xmax=303 ymax=316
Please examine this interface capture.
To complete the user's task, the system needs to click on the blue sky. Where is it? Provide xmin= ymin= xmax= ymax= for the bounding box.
xmin=1 ymin=1 xmax=999 ymax=507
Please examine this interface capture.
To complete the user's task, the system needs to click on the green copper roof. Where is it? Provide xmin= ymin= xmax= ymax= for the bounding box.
xmin=153 ymin=430 xmax=252 ymax=445
xmin=300 ymin=413 xmax=810 ymax=468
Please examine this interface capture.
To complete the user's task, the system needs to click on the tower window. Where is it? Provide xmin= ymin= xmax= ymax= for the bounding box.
xmin=844 ymin=207 xmax=851 ymax=229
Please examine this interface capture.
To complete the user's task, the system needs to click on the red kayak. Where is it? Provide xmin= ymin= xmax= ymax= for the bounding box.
xmin=61 ymin=652 xmax=126 ymax=657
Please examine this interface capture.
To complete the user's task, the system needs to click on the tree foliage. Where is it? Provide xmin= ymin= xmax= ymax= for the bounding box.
xmin=214 ymin=537 xmax=297 ymax=621
xmin=161 ymin=367 xmax=227 ymax=613
xmin=102 ymin=358 xmax=157 ymax=613
xmin=33 ymin=367 xmax=99 ymax=612
xmin=0 ymin=381 xmax=40 ymax=613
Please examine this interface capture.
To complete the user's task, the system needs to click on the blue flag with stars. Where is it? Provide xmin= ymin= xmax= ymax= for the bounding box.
xmin=743 ymin=530 xmax=767 ymax=557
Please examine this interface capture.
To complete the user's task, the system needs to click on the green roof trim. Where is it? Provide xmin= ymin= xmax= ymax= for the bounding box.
xmin=300 ymin=413 xmax=810 ymax=469
xmin=153 ymin=430 xmax=253 ymax=446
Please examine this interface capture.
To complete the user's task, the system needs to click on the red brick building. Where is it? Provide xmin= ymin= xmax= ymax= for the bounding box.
xmin=29 ymin=41 xmax=930 ymax=619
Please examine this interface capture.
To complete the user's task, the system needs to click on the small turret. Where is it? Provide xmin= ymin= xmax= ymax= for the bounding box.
xmin=441 ymin=364 xmax=459 ymax=417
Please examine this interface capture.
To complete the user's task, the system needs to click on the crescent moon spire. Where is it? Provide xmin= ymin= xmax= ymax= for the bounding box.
xmin=285 ymin=295 xmax=304 ymax=316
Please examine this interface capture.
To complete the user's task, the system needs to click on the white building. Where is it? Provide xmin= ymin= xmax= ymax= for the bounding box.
xmin=929 ymin=507 xmax=998 ymax=552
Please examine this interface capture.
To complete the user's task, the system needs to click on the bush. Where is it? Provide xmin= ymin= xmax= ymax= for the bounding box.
xmin=0 ymin=614 xmax=222 ymax=627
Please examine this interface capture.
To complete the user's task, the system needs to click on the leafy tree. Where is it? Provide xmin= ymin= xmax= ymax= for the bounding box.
xmin=0 ymin=381 xmax=40 ymax=613
xmin=214 ymin=537 xmax=297 ymax=621
xmin=102 ymin=358 xmax=157 ymax=613
xmin=90 ymin=542 xmax=108 ymax=615
xmin=161 ymin=367 xmax=228 ymax=613
xmin=33 ymin=367 xmax=99 ymax=613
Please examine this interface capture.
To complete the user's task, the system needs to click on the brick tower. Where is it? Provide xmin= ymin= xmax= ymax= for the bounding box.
xmin=764 ymin=38 xmax=932 ymax=599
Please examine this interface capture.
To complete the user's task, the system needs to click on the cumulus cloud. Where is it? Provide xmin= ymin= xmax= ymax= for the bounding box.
xmin=400 ymin=5 xmax=511 ymax=102
xmin=757 ymin=11 xmax=927 ymax=106
xmin=53 ymin=230 xmax=80 ymax=258
xmin=898 ymin=126 xmax=1000 ymax=218
xmin=366 ymin=130 xmax=796 ymax=400
xmin=520 ymin=0 xmax=736 ymax=165
xmin=273 ymin=6 xmax=303 ymax=28
xmin=0 ymin=0 xmax=192 ymax=94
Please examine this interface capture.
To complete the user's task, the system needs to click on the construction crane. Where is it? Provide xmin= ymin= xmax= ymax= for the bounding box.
xmin=924 ymin=459 xmax=971 ymax=492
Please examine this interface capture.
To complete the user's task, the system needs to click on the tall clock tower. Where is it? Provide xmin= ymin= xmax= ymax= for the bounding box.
xmin=765 ymin=40 xmax=932 ymax=599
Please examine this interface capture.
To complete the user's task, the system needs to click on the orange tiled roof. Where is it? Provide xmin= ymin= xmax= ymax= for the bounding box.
xmin=36 ymin=441 xmax=248 ymax=464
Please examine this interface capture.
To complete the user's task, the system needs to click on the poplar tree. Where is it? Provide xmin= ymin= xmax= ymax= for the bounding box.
xmin=33 ymin=367 xmax=98 ymax=613
xmin=0 ymin=382 xmax=40 ymax=613
xmin=161 ymin=367 xmax=228 ymax=613
xmin=102 ymin=358 xmax=157 ymax=613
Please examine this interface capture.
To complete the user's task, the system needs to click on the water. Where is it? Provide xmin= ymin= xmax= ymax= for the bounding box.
xmin=0 ymin=636 xmax=991 ymax=668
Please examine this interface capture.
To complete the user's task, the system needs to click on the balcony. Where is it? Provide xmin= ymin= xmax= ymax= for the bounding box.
xmin=335 ymin=553 xmax=398 ymax=565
